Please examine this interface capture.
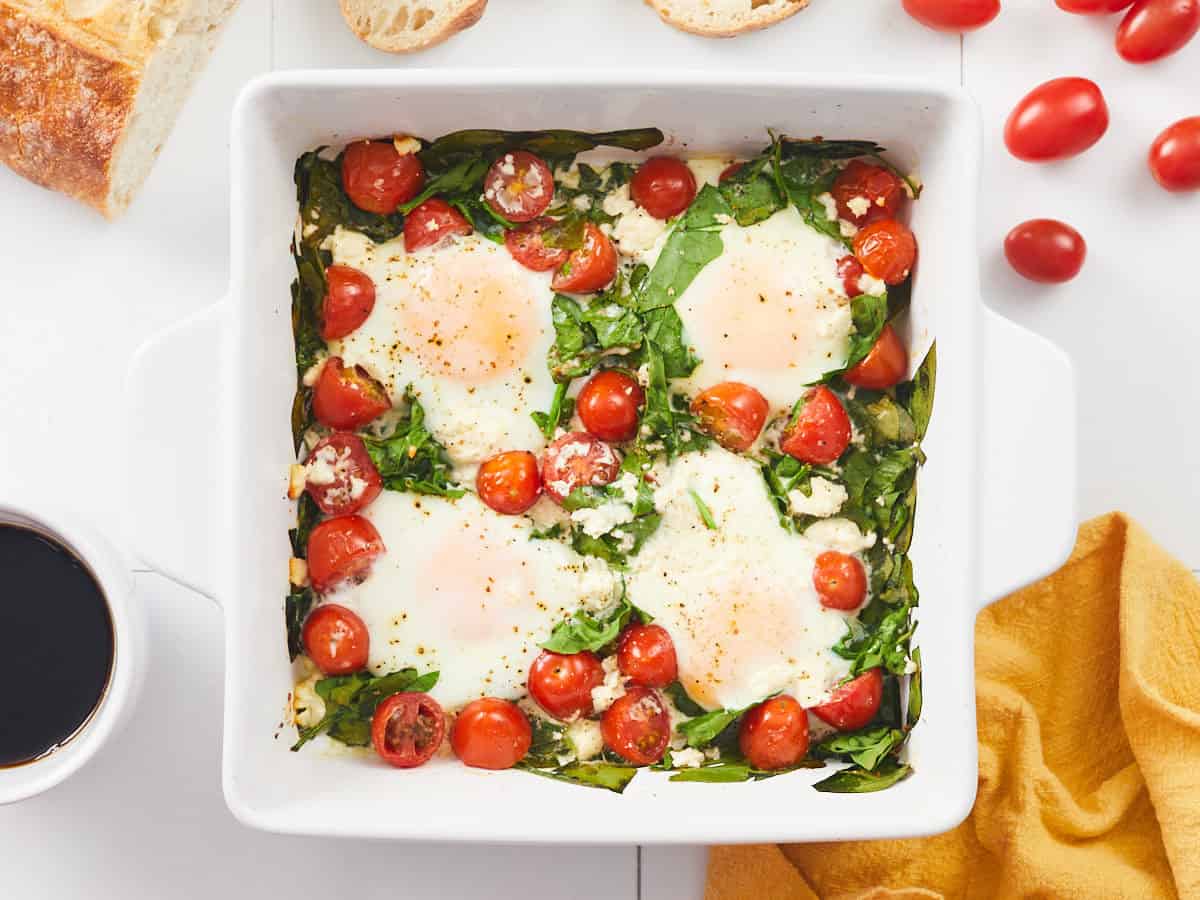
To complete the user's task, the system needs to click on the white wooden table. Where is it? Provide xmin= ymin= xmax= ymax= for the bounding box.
xmin=1 ymin=2 xmax=1196 ymax=897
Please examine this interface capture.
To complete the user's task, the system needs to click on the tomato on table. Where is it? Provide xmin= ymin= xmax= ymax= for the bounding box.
xmin=342 ymin=141 xmax=424 ymax=214
xmin=601 ymin=687 xmax=671 ymax=766
xmin=617 ymin=625 xmax=678 ymax=688
xmin=322 ymin=265 xmax=376 ymax=340
xmin=781 ymin=386 xmax=851 ymax=466
xmin=1056 ymin=0 xmax=1134 ymax=11
xmin=901 ymin=0 xmax=1000 ymax=30
xmin=484 ymin=150 xmax=555 ymax=223
xmin=853 ymin=219 xmax=917 ymax=285
xmin=812 ymin=551 xmax=868 ymax=611
xmin=738 ymin=695 xmax=809 ymax=770
xmin=304 ymin=432 xmax=383 ymax=516
xmin=302 ymin=603 xmax=370 ymax=675
xmin=836 ymin=255 xmax=866 ymax=298
xmin=1004 ymin=219 xmax=1087 ymax=283
xmin=551 ymin=223 xmax=618 ymax=294
xmin=404 ymin=198 xmax=472 ymax=252
xmin=476 ymin=450 xmax=541 ymax=515
xmin=540 ymin=432 xmax=623 ymax=505
xmin=844 ymin=324 xmax=908 ymax=390
xmin=690 ymin=382 xmax=769 ymax=453
xmin=1116 ymin=0 xmax=1200 ymax=62
xmin=450 ymin=698 xmax=532 ymax=770
xmin=811 ymin=668 xmax=884 ymax=731
xmin=576 ymin=370 xmax=645 ymax=443
xmin=831 ymin=161 xmax=905 ymax=227
xmin=1149 ymin=117 xmax=1200 ymax=192
xmin=306 ymin=514 xmax=385 ymax=593
xmin=630 ymin=157 xmax=697 ymax=220
xmin=527 ymin=650 xmax=605 ymax=720
xmin=312 ymin=358 xmax=391 ymax=430
xmin=1004 ymin=78 xmax=1109 ymax=162
xmin=371 ymin=693 xmax=446 ymax=768
xmin=505 ymin=218 xmax=571 ymax=271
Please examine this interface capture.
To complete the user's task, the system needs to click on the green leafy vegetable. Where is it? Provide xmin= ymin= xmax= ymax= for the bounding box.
xmin=777 ymin=138 xmax=886 ymax=160
xmin=670 ymin=762 xmax=753 ymax=783
xmin=294 ymin=150 xmax=404 ymax=246
xmin=839 ymin=446 xmax=923 ymax=544
xmin=833 ymin=592 xmax=916 ymax=677
xmin=518 ymin=761 xmax=639 ymax=793
xmin=812 ymin=758 xmax=913 ymax=793
xmin=636 ymin=185 xmax=732 ymax=312
xmin=570 ymin=513 xmax=662 ymax=568
xmin=542 ymin=599 xmax=633 ymax=654
xmin=812 ymin=726 xmax=905 ymax=771
xmin=664 ymin=682 xmax=707 ymax=718
xmin=531 ymin=382 xmax=575 ymax=438
xmin=843 ymin=390 xmax=917 ymax=448
xmin=551 ymin=162 xmax=635 ymax=224
xmin=898 ymin=344 xmax=936 ymax=441
xmin=717 ymin=156 xmax=784 ymax=227
xmin=292 ymin=668 xmax=439 ymax=750
xmin=907 ymin=647 xmax=923 ymax=728
xmin=361 ymin=392 xmax=464 ymax=498
xmin=417 ymin=128 xmax=664 ymax=172
xmin=843 ymin=293 xmax=890 ymax=373
xmin=689 ymin=489 xmax=717 ymax=529
xmin=285 ymin=587 xmax=314 ymax=661
xmin=547 ymin=291 xmax=644 ymax=382
xmin=678 ymin=707 xmax=745 ymax=749
xmin=289 ymin=492 xmax=321 ymax=558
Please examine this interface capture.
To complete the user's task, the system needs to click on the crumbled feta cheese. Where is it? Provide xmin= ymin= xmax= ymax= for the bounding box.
xmin=671 ymin=747 xmax=706 ymax=768
xmin=571 ymin=502 xmax=636 ymax=538
xmin=571 ymin=194 xmax=592 ymax=212
xmin=498 ymin=154 xmax=516 ymax=177
xmin=840 ymin=220 xmax=859 ymax=239
xmin=714 ymin=213 xmax=732 ymax=225
xmin=301 ymin=356 xmax=327 ymax=388
xmin=567 ymin=719 xmax=604 ymax=761
xmin=816 ymin=192 xmax=840 ymax=222
xmin=602 ymin=184 xmax=668 ymax=255
xmin=846 ymin=195 xmax=871 ymax=218
xmin=803 ymin=517 xmax=876 ymax=553
xmin=857 ymin=272 xmax=887 ymax=296
xmin=590 ymin=655 xmax=627 ymax=712
xmin=304 ymin=444 xmax=346 ymax=486
xmin=788 ymin=477 xmax=848 ymax=518
xmin=293 ymin=674 xmax=326 ymax=728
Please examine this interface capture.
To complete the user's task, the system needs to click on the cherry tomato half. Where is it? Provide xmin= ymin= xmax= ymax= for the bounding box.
xmin=1116 ymin=0 xmax=1200 ymax=62
xmin=322 ymin=265 xmax=376 ymax=340
xmin=505 ymin=218 xmax=571 ymax=271
xmin=836 ymin=255 xmax=866 ymax=298
xmin=738 ymin=695 xmax=809 ymax=771
xmin=601 ymin=687 xmax=671 ymax=766
xmin=781 ymin=386 xmax=852 ymax=465
xmin=617 ymin=625 xmax=678 ymax=688
xmin=1004 ymin=77 xmax=1109 ymax=162
xmin=304 ymin=432 xmax=383 ymax=516
xmin=371 ymin=693 xmax=446 ymax=769
xmin=551 ymin=223 xmax=618 ymax=294
xmin=476 ymin=450 xmax=541 ymax=515
xmin=484 ymin=150 xmax=554 ymax=223
xmin=831 ymin=161 xmax=905 ymax=227
xmin=302 ymin=603 xmax=370 ymax=675
xmin=342 ymin=141 xmax=424 ymax=215
xmin=450 ymin=698 xmax=532 ymax=770
xmin=540 ymin=432 xmax=623 ymax=505
xmin=527 ymin=650 xmax=605 ymax=720
xmin=577 ymin=370 xmax=645 ymax=443
xmin=812 ymin=551 xmax=868 ymax=611
xmin=1149 ymin=117 xmax=1200 ymax=192
xmin=312 ymin=358 xmax=391 ymax=430
xmin=630 ymin=157 xmax=698 ymax=220
xmin=1056 ymin=0 xmax=1134 ymax=11
xmin=853 ymin=219 xmax=917 ymax=285
xmin=718 ymin=162 xmax=744 ymax=182
xmin=844 ymin=324 xmax=908 ymax=390
xmin=811 ymin=668 xmax=884 ymax=732
xmin=404 ymin=198 xmax=472 ymax=252
xmin=306 ymin=514 xmax=385 ymax=593
xmin=1004 ymin=219 xmax=1087 ymax=283
xmin=690 ymin=382 xmax=769 ymax=453
xmin=901 ymin=0 xmax=1000 ymax=31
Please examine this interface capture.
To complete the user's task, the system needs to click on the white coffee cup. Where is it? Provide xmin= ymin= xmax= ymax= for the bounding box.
xmin=0 ymin=498 xmax=146 ymax=804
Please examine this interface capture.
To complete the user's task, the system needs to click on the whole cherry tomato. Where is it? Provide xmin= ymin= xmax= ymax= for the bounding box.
xmin=617 ymin=625 xmax=678 ymax=688
xmin=450 ymin=698 xmax=532 ymax=770
xmin=476 ymin=451 xmax=541 ymax=515
xmin=1004 ymin=219 xmax=1087 ymax=283
xmin=322 ymin=265 xmax=375 ymax=340
xmin=404 ymin=198 xmax=472 ymax=252
xmin=1149 ymin=117 xmax=1200 ymax=192
xmin=312 ymin=358 xmax=391 ymax=430
xmin=540 ymin=432 xmax=622 ymax=505
xmin=601 ymin=687 xmax=671 ymax=765
xmin=1116 ymin=0 xmax=1200 ymax=62
xmin=690 ymin=382 xmax=770 ymax=452
xmin=630 ymin=157 xmax=698 ymax=220
xmin=837 ymin=254 xmax=866 ymax=298
xmin=551 ymin=223 xmax=618 ymax=294
xmin=812 ymin=551 xmax=868 ymax=611
xmin=781 ymin=386 xmax=852 ymax=466
xmin=844 ymin=324 xmax=908 ymax=390
xmin=484 ymin=151 xmax=555 ymax=223
xmin=527 ymin=650 xmax=605 ymax=720
xmin=853 ymin=220 xmax=917 ymax=285
xmin=342 ymin=141 xmax=424 ymax=215
xmin=576 ymin=370 xmax=645 ymax=443
xmin=306 ymin=514 xmax=385 ymax=593
xmin=811 ymin=669 xmax=884 ymax=731
xmin=302 ymin=603 xmax=370 ymax=675
xmin=901 ymin=0 xmax=1000 ymax=31
xmin=505 ymin=218 xmax=571 ymax=271
xmin=1004 ymin=78 xmax=1109 ymax=162
xmin=831 ymin=161 xmax=905 ymax=226
xmin=1056 ymin=0 xmax=1134 ymax=11
xmin=304 ymin=432 xmax=383 ymax=516
xmin=371 ymin=693 xmax=446 ymax=768
xmin=738 ymin=695 xmax=809 ymax=770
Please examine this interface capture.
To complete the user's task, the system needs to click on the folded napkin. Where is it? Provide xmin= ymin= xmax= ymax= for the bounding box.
xmin=707 ymin=513 xmax=1200 ymax=900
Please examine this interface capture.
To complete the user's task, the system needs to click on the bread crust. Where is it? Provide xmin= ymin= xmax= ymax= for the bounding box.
xmin=339 ymin=0 xmax=487 ymax=54
xmin=646 ymin=0 xmax=810 ymax=37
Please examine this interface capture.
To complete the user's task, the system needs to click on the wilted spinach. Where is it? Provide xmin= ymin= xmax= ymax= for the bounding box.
xmin=292 ymin=668 xmax=439 ymax=750
xmin=361 ymin=391 xmax=463 ymax=498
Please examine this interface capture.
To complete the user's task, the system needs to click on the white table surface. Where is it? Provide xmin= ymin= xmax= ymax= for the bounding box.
xmin=1 ymin=1 xmax=1196 ymax=897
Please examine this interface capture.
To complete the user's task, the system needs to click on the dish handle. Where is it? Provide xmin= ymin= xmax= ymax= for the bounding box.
xmin=125 ymin=301 xmax=227 ymax=603
xmin=978 ymin=307 xmax=1078 ymax=606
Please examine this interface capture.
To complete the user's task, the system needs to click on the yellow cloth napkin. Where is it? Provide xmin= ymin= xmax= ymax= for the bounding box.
xmin=707 ymin=513 xmax=1200 ymax=900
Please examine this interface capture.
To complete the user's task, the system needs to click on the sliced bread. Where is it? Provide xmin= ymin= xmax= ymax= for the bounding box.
xmin=646 ymin=0 xmax=810 ymax=37
xmin=338 ymin=0 xmax=486 ymax=53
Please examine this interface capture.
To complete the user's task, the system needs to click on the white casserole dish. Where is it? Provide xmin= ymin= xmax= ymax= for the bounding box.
xmin=126 ymin=70 xmax=1077 ymax=844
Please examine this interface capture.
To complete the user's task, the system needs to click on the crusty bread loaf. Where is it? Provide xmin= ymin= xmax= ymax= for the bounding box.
xmin=0 ymin=0 xmax=238 ymax=218
xmin=647 ymin=0 xmax=809 ymax=37
xmin=338 ymin=0 xmax=486 ymax=53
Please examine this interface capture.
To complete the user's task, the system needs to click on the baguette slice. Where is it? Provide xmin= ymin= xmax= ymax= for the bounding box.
xmin=338 ymin=0 xmax=486 ymax=53
xmin=647 ymin=0 xmax=809 ymax=37
xmin=0 ymin=0 xmax=238 ymax=218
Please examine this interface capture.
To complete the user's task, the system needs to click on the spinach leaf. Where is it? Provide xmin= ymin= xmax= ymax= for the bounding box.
xmin=523 ymin=716 xmax=572 ymax=768
xmin=636 ymin=185 xmax=732 ymax=312
xmin=542 ymin=600 xmax=633 ymax=654
xmin=642 ymin=305 xmax=698 ymax=379
xmin=664 ymin=682 xmax=707 ymax=718
xmin=678 ymin=707 xmax=745 ymax=748
xmin=843 ymin=390 xmax=917 ymax=448
xmin=518 ymin=761 xmax=639 ymax=793
xmin=291 ymin=387 xmax=313 ymax=455
xmin=897 ymin=344 xmax=936 ymax=441
xmin=361 ymin=392 xmax=464 ymax=498
xmin=551 ymin=162 xmax=635 ymax=224
xmin=547 ymin=292 xmax=644 ymax=382
xmin=670 ymin=762 xmax=753 ymax=783
xmin=418 ymin=128 xmax=664 ymax=172
xmin=907 ymin=647 xmax=923 ymax=728
xmin=289 ymin=492 xmax=321 ymax=558
xmin=776 ymin=138 xmax=886 ymax=160
xmin=636 ymin=341 xmax=709 ymax=459
xmin=688 ymin=489 xmax=717 ymax=529
xmin=833 ymin=594 xmax=916 ymax=677
xmin=285 ymin=587 xmax=314 ymax=661
xmin=812 ymin=758 xmax=912 ymax=794
xmin=839 ymin=446 xmax=923 ymax=543
xmin=292 ymin=668 xmax=439 ymax=750
xmin=291 ymin=243 xmax=326 ymax=376
xmin=531 ymin=382 xmax=575 ymax=438
xmin=530 ymin=522 xmax=565 ymax=541
xmin=294 ymin=150 xmax=404 ymax=246
xmin=812 ymin=726 xmax=905 ymax=771
xmin=397 ymin=156 xmax=489 ymax=215
xmin=717 ymin=156 xmax=784 ymax=227
xmin=843 ymin=294 xmax=890 ymax=373
xmin=759 ymin=451 xmax=813 ymax=531
xmin=570 ymin=513 xmax=662 ymax=568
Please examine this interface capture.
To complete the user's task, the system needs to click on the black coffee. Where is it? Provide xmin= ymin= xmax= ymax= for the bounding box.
xmin=0 ymin=524 xmax=114 ymax=766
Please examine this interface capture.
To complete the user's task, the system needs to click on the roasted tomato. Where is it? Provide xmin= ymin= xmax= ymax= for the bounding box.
xmin=484 ymin=150 xmax=555 ymax=222
xmin=837 ymin=254 xmax=866 ymax=298
xmin=505 ymin=217 xmax=571 ymax=271
xmin=1149 ymin=117 xmax=1200 ymax=192
xmin=812 ymin=551 xmax=868 ymax=611
xmin=844 ymin=324 xmax=908 ymax=390
xmin=617 ymin=625 xmax=678 ymax=688
xmin=576 ymin=370 xmax=645 ymax=443
xmin=811 ymin=669 xmax=884 ymax=731
xmin=630 ymin=157 xmax=697 ymax=219
xmin=450 ymin=698 xmax=532 ymax=770
xmin=738 ymin=695 xmax=809 ymax=771
xmin=781 ymin=386 xmax=851 ymax=465
xmin=853 ymin=219 xmax=917 ymax=285
xmin=306 ymin=514 xmax=385 ymax=593
xmin=718 ymin=162 xmax=744 ymax=182
xmin=476 ymin=450 xmax=541 ymax=515
xmin=551 ymin=223 xmax=618 ymax=294
xmin=690 ymin=382 xmax=770 ymax=453
xmin=312 ymin=358 xmax=391 ymax=430
xmin=342 ymin=141 xmax=424 ymax=214
xmin=1004 ymin=219 xmax=1087 ymax=283
xmin=1116 ymin=0 xmax=1200 ymax=62
xmin=540 ymin=432 xmax=622 ymax=505
xmin=1056 ymin=0 xmax=1134 ymax=11
xmin=304 ymin=432 xmax=383 ymax=516
xmin=901 ymin=0 xmax=1000 ymax=30
xmin=1004 ymin=77 xmax=1109 ymax=162
xmin=831 ymin=160 xmax=905 ymax=226
xmin=371 ymin=693 xmax=446 ymax=768
xmin=601 ymin=687 xmax=671 ymax=766
xmin=322 ymin=265 xmax=376 ymax=340
xmin=302 ymin=603 xmax=370 ymax=675
xmin=404 ymin=198 xmax=472 ymax=252
xmin=527 ymin=650 xmax=605 ymax=720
